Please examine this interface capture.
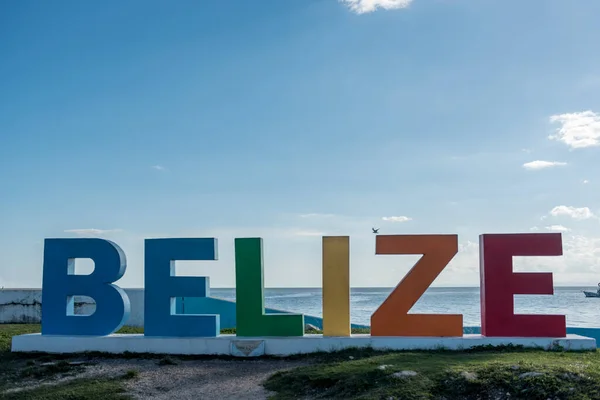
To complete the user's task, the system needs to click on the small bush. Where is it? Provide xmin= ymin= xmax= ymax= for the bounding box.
xmin=122 ymin=369 xmax=139 ymax=379
xmin=158 ymin=357 xmax=178 ymax=366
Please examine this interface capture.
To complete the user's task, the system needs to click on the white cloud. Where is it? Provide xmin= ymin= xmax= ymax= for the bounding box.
xmin=549 ymin=206 xmax=596 ymax=220
xmin=545 ymin=225 xmax=571 ymax=232
xmin=64 ymin=229 xmax=122 ymax=236
xmin=530 ymin=226 xmax=540 ymax=231
xmin=514 ymin=234 xmax=600 ymax=276
xmin=583 ymin=179 xmax=590 ymax=184
xmin=459 ymin=234 xmax=600 ymax=280
xmin=382 ymin=216 xmax=413 ymax=223
xmin=522 ymin=160 xmax=567 ymax=170
xmin=445 ymin=240 xmax=480 ymax=275
xmin=549 ymin=110 xmax=600 ymax=149
xmin=152 ymin=165 xmax=166 ymax=171
xmin=341 ymin=0 xmax=413 ymax=14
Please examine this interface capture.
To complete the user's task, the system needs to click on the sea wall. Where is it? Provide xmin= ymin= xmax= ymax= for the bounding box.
xmin=0 ymin=289 xmax=146 ymax=327
xmin=0 ymin=289 xmax=42 ymax=324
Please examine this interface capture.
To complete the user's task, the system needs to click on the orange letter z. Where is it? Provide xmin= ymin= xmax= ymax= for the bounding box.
xmin=371 ymin=235 xmax=463 ymax=337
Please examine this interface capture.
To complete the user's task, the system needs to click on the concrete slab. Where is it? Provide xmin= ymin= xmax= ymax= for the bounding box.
xmin=11 ymin=334 xmax=596 ymax=356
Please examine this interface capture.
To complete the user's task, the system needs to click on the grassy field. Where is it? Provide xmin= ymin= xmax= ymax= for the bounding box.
xmin=266 ymin=347 xmax=600 ymax=399
xmin=2 ymin=324 xmax=600 ymax=399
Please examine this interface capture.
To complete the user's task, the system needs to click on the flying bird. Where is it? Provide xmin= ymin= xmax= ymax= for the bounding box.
xmin=372 ymin=228 xmax=379 ymax=234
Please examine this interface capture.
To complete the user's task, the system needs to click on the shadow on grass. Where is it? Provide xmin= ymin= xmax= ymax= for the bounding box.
xmin=1 ymin=371 xmax=138 ymax=400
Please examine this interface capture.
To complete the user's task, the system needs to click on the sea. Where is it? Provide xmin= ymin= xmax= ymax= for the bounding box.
xmin=209 ymin=287 xmax=600 ymax=328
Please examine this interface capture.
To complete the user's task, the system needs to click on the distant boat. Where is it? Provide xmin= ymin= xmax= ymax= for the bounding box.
xmin=584 ymin=283 xmax=600 ymax=298
xmin=584 ymin=291 xmax=600 ymax=298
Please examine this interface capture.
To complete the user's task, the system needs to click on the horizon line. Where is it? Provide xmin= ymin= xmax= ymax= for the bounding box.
xmin=0 ymin=285 xmax=594 ymax=290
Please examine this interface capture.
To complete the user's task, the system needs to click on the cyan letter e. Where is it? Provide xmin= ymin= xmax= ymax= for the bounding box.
xmin=41 ymin=238 xmax=130 ymax=335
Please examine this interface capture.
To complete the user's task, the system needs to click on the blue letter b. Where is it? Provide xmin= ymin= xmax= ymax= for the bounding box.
xmin=41 ymin=238 xmax=130 ymax=335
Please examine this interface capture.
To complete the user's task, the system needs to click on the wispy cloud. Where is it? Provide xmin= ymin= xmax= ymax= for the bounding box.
xmin=545 ymin=225 xmax=571 ymax=232
xmin=64 ymin=228 xmax=122 ymax=236
xmin=549 ymin=206 xmax=596 ymax=220
xmin=299 ymin=213 xmax=336 ymax=219
xmin=549 ymin=110 xmax=600 ymax=149
xmin=382 ymin=216 xmax=412 ymax=223
xmin=583 ymin=179 xmax=590 ymax=184
xmin=293 ymin=230 xmax=325 ymax=237
xmin=522 ymin=160 xmax=567 ymax=170
xmin=341 ymin=0 xmax=413 ymax=14
xmin=152 ymin=165 xmax=166 ymax=171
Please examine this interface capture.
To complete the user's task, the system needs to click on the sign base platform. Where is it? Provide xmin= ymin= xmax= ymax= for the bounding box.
xmin=11 ymin=334 xmax=596 ymax=356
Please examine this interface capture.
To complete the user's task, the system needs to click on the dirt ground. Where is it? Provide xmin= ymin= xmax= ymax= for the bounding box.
xmin=122 ymin=358 xmax=309 ymax=399
xmin=4 ymin=357 xmax=309 ymax=400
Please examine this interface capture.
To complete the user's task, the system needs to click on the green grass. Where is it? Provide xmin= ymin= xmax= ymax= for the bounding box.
xmin=265 ymin=348 xmax=600 ymax=399
xmin=0 ymin=372 xmax=138 ymax=400
xmin=0 ymin=324 xmax=140 ymax=399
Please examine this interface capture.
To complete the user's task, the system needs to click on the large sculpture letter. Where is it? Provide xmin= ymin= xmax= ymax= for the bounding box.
xmin=144 ymin=238 xmax=220 ymax=337
xmin=371 ymin=235 xmax=463 ymax=337
xmin=41 ymin=238 xmax=130 ymax=335
xmin=235 ymin=238 xmax=304 ymax=337
xmin=322 ymin=236 xmax=350 ymax=336
xmin=480 ymin=233 xmax=566 ymax=337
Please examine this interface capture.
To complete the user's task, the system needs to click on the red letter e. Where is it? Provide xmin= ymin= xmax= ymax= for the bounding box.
xmin=480 ymin=233 xmax=566 ymax=337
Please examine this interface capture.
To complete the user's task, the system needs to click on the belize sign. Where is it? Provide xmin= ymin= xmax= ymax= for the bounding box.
xmin=11 ymin=233 xmax=597 ymax=356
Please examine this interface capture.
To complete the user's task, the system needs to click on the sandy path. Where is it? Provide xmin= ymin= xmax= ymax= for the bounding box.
xmin=97 ymin=358 xmax=309 ymax=400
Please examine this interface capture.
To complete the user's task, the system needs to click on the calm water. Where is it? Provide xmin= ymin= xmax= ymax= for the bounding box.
xmin=209 ymin=287 xmax=600 ymax=328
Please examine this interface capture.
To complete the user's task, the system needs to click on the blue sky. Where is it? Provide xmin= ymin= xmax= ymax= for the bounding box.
xmin=1 ymin=0 xmax=600 ymax=288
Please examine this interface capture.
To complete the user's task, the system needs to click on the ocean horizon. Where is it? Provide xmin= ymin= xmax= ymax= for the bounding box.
xmin=202 ymin=286 xmax=600 ymax=328
xmin=209 ymin=285 xmax=598 ymax=289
